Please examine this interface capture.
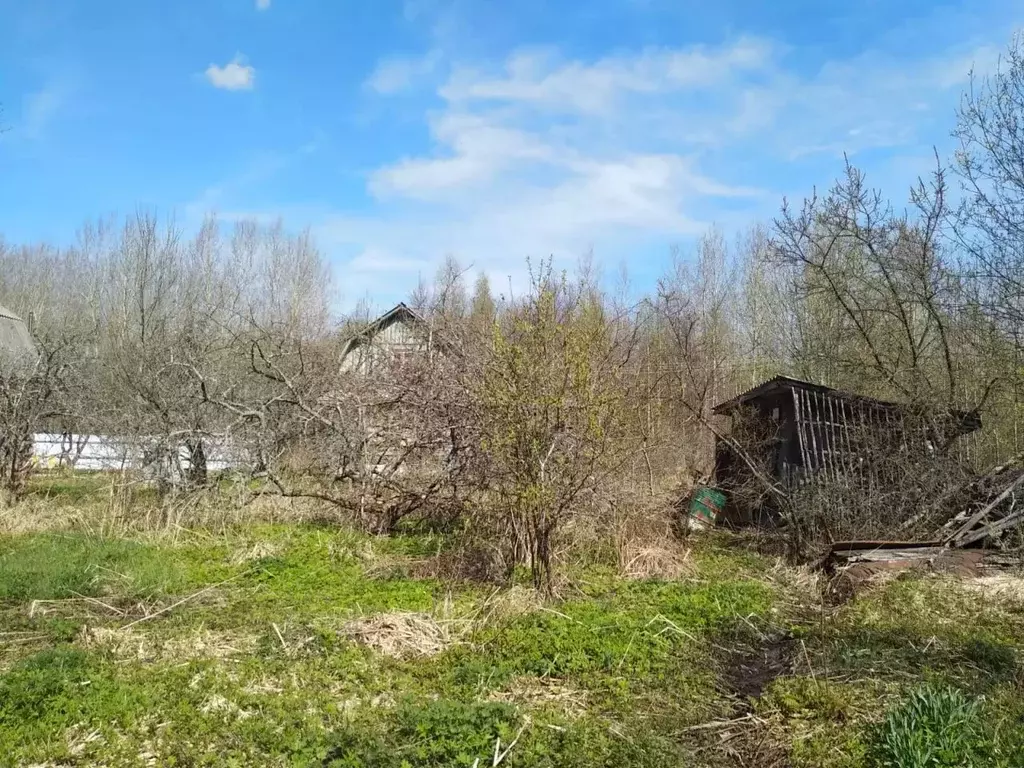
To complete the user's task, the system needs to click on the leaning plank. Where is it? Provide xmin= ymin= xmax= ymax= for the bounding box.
xmin=933 ymin=452 xmax=1024 ymax=536
xmin=945 ymin=472 xmax=1024 ymax=546
xmin=956 ymin=506 xmax=1024 ymax=547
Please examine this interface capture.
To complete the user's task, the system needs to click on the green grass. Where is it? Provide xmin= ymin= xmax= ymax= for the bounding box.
xmin=756 ymin=572 xmax=1024 ymax=768
xmin=1 ymin=517 xmax=1023 ymax=766
xmin=24 ymin=472 xmax=113 ymax=503
xmin=0 ymin=533 xmax=190 ymax=600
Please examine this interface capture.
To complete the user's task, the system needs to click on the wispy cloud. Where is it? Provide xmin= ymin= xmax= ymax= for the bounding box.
xmin=190 ymin=7 xmax=1017 ymax=307
xmin=334 ymin=33 xmax=1010 ymax=302
xmin=21 ymin=82 xmax=67 ymax=139
xmin=366 ymin=51 xmax=441 ymax=94
xmin=205 ymin=55 xmax=255 ymax=91
xmin=256 ymin=0 xmax=271 ymax=9
xmin=440 ymin=38 xmax=775 ymax=114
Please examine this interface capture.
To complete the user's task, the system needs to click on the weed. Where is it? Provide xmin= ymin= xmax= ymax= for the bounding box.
xmin=325 ymin=697 xmax=685 ymax=767
xmin=0 ymin=648 xmax=150 ymax=763
xmin=868 ymin=685 xmax=990 ymax=767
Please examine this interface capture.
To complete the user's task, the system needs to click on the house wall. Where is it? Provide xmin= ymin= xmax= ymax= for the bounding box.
xmin=30 ymin=434 xmax=236 ymax=472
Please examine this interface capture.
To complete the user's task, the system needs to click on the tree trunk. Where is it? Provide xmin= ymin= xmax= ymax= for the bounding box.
xmin=186 ymin=438 xmax=208 ymax=487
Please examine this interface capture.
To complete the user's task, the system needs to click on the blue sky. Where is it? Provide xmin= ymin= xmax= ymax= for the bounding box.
xmin=0 ymin=0 xmax=1020 ymax=307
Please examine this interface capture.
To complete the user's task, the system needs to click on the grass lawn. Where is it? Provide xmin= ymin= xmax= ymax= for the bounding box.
xmin=1 ymin=519 xmax=1023 ymax=766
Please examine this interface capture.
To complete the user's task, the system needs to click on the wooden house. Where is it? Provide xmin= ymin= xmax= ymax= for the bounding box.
xmin=339 ymin=303 xmax=433 ymax=375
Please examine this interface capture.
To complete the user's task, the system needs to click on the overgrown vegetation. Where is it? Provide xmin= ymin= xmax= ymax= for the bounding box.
xmin=5 ymin=26 xmax=1024 ymax=768
xmin=0 ymin=509 xmax=1022 ymax=766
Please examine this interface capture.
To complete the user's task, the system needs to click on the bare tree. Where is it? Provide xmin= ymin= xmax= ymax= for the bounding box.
xmin=772 ymin=161 xmax=973 ymax=410
xmin=954 ymin=33 xmax=1024 ymax=348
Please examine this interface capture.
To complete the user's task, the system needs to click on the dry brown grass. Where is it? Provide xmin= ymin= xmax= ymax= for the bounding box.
xmin=487 ymin=677 xmax=589 ymax=719
xmin=961 ymin=574 xmax=1024 ymax=604
xmin=0 ymin=480 xmax=331 ymax=536
xmin=618 ymin=540 xmax=694 ymax=580
xmin=474 ymin=585 xmax=544 ymax=622
xmin=341 ymin=612 xmax=455 ymax=659
xmin=77 ymin=625 xmax=258 ymax=662
xmin=199 ymin=694 xmax=253 ymax=720
xmin=228 ymin=540 xmax=284 ymax=565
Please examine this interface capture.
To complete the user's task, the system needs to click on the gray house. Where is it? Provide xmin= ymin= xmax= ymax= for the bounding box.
xmin=339 ymin=303 xmax=433 ymax=374
xmin=0 ymin=302 xmax=37 ymax=369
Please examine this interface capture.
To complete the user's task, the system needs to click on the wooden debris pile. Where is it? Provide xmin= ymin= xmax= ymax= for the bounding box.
xmin=824 ymin=541 xmax=1019 ymax=602
xmin=935 ymin=451 xmax=1024 ymax=548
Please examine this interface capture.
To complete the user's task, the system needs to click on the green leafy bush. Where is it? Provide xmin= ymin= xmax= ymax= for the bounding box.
xmin=868 ymin=685 xmax=990 ymax=767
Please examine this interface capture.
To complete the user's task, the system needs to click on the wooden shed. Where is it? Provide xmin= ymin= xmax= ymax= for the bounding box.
xmin=711 ymin=376 xmax=981 ymax=518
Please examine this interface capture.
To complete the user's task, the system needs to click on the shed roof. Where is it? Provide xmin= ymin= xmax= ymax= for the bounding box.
xmin=712 ymin=375 xmax=904 ymax=415
xmin=713 ymin=374 xmax=982 ymax=434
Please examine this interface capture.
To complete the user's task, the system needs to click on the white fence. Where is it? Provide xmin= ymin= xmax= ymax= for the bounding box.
xmin=31 ymin=434 xmax=237 ymax=473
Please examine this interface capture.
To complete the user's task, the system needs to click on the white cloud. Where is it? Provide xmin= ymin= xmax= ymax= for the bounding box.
xmin=441 ymin=37 xmax=775 ymax=115
xmin=205 ymin=55 xmax=255 ymax=91
xmin=366 ymin=51 xmax=441 ymax=94
xmin=21 ymin=83 xmax=65 ymax=139
xmin=256 ymin=0 xmax=271 ymax=8
xmin=192 ymin=18 xmax=1015 ymax=308
xmin=369 ymin=115 xmax=555 ymax=197
xmin=346 ymin=35 xmax=1010 ymax=299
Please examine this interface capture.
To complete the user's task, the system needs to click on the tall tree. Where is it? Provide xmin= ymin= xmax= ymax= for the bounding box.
xmin=954 ymin=33 xmax=1024 ymax=348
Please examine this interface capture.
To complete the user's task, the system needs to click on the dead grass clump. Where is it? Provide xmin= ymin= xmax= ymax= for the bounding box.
xmin=962 ymin=574 xmax=1024 ymax=604
xmin=200 ymin=694 xmax=253 ymax=719
xmin=228 ymin=540 xmax=283 ymax=565
xmin=618 ymin=540 xmax=694 ymax=581
xmin=78 ymin=626 xmax=257 ymax=662
xmin=487 ymin=677 xmax=589 ymax=719
xmin=472 ymin=585 xmax=544 ymax=625
xmin=0 ymin=496 xmax=87 ymax=533
xmin=342 ymin=612 xmax=453 ymax=659
xmin=764 ymin=560 xmax=822 ymax=611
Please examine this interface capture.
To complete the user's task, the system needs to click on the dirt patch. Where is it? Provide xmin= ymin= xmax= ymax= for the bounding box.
xmin=722 ymin=634 xmax=797 ymax=703
xmin=691 ymin=634 xmax=797 ymax=768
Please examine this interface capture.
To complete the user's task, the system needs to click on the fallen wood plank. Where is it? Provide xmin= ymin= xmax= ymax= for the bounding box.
xmin=830 ymin=540 xmax=943 ymax=552
xmin=956 ymin=506 xmax=1024 ymax=548
xmin=945 ymin=472 xmax=1024 ymax=546
xmin=831 ymin=548 xmax=948 ymax=565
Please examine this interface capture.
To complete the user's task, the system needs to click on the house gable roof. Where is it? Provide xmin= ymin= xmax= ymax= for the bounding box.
xmin=339 ymin=302 xmax=428 ymax=360
xmin=0 ymin=302 xmax=37 ymax=366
